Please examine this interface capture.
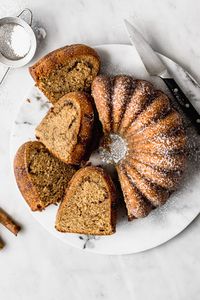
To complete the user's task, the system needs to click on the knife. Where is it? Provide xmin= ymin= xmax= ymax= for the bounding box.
xmin=124 ymin=19 xmax=200 ymax=134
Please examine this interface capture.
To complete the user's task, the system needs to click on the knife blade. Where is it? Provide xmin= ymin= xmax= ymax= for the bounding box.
xmin=124 ymin=19 xmax=200 ymax=134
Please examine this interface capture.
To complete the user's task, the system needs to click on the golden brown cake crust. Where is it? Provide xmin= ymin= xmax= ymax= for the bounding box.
xmin=14 ymin=141 xmax=43 ymax=211
xmin=116 ymin=164 xmax=152 ymax=219
xmin=128 ymin=151 xmax=186 ymax=172
xmin=92 ymin=76 xmax=156 ymax=135
xmin=126 ymin=158 xmax=182 ymax=190
xmin=122 ymin=162 xmax=170 ymax=207
xmin=111 ymin=75 xmax=136 ymax=132
xmin=29 ymin=44 xmax=100 ymax=104
xmin=91 ymin=75 xmax=114 ymax=133
xmin=55 ymin=166 xmax=117 ymax=235
xmin=129 ymin=133 xmax=186 ymax=155
xmin=125 ymin=91 xmax=171 ymax=136
xmin=30 ymin=44 xmax=100 ymax=80
xmin=131 ymin=110 xmax=184 ymax=143
xmin=119 ymin=79 xmax=155 ymax=134
xmin=35 ymin=92 xmax=94 ymax=164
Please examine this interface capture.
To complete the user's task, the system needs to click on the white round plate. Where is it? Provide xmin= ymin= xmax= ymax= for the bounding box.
xmin=10 ymin=44 xmax=200 ymax=255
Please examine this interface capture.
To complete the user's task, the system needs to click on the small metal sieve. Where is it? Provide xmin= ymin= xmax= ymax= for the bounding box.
xmin=0 ymin=9 xmax=37 ymax=85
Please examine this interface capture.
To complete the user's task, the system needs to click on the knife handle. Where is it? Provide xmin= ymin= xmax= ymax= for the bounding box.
xmin=162 ymin=78 xmax=200 ymax=134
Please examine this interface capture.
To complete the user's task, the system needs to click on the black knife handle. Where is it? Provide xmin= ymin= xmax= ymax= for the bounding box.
xmin=162 ymin=78 xmax=200 ymax=134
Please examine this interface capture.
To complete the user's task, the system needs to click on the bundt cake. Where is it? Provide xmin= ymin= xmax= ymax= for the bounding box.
xmin=35 ymin=92 xmax=94 ymax=165
xmin=29 ymin=44 xmax=100 ymax=104
xmin=55 ymin=166 xmax=117 ymax=235
xmin=14 ymin=141 xmax=76 ymax=211
xmin=92 ymin=75 xmax=186 ymax=220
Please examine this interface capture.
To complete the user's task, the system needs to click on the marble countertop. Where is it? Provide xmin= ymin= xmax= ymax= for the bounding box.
xmin=1 ymin=0 xmax=200 ymax=299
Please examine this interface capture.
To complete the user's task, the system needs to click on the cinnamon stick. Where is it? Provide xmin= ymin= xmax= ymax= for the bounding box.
xmin=0 ymin=236 xmax=4 ymax=249
xmin=0 ymin=208 xmax=21 ymax=236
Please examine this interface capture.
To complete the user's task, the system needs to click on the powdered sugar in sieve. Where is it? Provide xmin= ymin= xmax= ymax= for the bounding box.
xmin=0 ymin=23 xmax=31 ymax=60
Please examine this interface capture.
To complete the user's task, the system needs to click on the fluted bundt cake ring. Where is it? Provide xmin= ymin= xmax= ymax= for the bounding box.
xmin=92 ymin=75 xmax=186 ymax=220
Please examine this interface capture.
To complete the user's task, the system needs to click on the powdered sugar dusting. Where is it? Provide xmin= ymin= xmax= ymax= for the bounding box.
xmin=99 ymin=134 xmax=127 ymax=164
xmin=112 ymin=75 xmax=135 ymax=131
xmin=120 ymin=80 xmax=154 ymax=133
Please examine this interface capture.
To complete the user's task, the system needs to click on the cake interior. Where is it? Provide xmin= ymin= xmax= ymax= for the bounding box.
xmin=27 ymin=145 xmax=76 ymax=209
xmin=36 ymin=99 xmax=81 ymax=163
xmin=39 ymin=57 xmax=98 ymax=102
xmin=57 ymin=171 xmax=114 ymax=235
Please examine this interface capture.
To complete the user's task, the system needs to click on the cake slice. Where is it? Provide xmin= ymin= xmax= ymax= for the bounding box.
xmin=55 ymin=166 xmax=117 ymax=235
xmin=35 ymin=92 xmax=94 ymax=164
xmin=14 ymin=141 xmax=76 ymax=211
xmin=29 ymin=44 xmax=100 ymax=104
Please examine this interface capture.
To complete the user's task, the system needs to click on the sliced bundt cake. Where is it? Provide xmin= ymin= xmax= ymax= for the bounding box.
xmin=14 ymin=141 xmax=76 ymax=211
xmin=35 ymin=92 xmax=94 ymax=165
xmin=92 ymin=75 xmax=187 ymax=220
xmin=29 ymin=44 xmax=100 ymax=104
xmin=55 ymin=166 xmax=117 ymax=235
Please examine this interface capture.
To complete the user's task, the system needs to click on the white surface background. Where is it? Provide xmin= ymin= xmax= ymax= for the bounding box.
xmin=0 ymin=0 xmax=200 ymax=299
